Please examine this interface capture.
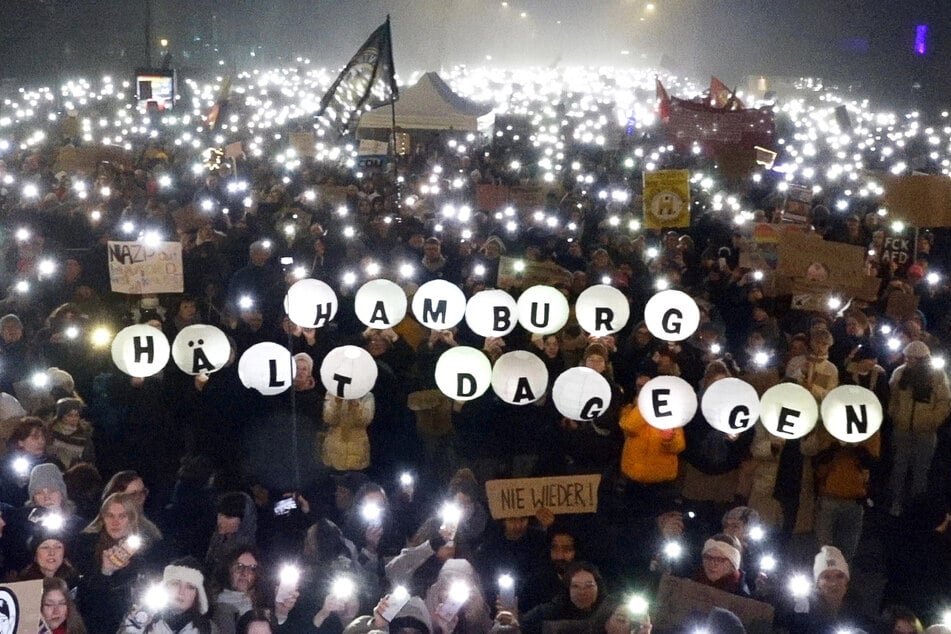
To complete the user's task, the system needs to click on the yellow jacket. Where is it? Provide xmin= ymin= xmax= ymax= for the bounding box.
xmin=618 ymin=404 xmax=686 ymax=483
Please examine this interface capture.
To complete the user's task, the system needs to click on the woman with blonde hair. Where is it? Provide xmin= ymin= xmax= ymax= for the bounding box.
xmin=73 ymin=492 xmax=166 ymax=634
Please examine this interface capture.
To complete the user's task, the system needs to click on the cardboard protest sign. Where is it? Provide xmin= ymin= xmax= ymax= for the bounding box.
xmin=882 ymin=173 xmax=951 ymax=228
xmin=224 ymin=141 xmax=244 ymax=160
xmin=496 ymin=256 xmax=572 ymax=290
xmin=317 ymin=185 xmax=351 ymax=207
xmin=289 ymin=131 xmax=317 ymax=157
xmin=54 ymin=145 xmax=131 ymax=174
xmin=476 ymin=184 xmax=511 ymax=212
xmin=782 ymin=183 xmax=812 ymax=225
xmin=485 ymin=474 xmax=601 ymax=519
xmin=643 ymin=170 xmax=690 ymax=229
xmin=653 ymin=575 xmax=774 ymax=634
xmin=358 ymin=139 xmax=389 ymax=156
xmin=108 ymin=241 xmax=184 ymax=294
xmin=773 ymin=232 xmax=876 ymax=304
xmin=0 ymin=579 xmax=42 ymax=634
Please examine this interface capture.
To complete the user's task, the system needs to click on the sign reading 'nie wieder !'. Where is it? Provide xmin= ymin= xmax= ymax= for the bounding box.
xmin=485 ymin=474 xmax=601 ymax=519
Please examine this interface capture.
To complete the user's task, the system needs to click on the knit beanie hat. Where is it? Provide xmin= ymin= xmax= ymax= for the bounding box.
xmin=46 ymin=368 xmax=75 ymax=394
xmin=29 ymin=464 xmax=67 ymax=499
xmin=55 ymin=397 xmax=83 ymax=420
xmin=903 ymin=341 xmax=930 ymax=358
xmin=390 ymin=597 xmax=432 ymax=634
xmin=702 ymin=538 xmax=741 ymax=571
xmin=813 ymin=545 xmax=850 ymax=581
xmin=721 ymin=506 xmax=761 ymax=529
xmin=163 ymin=556 xmax=209 ymax=614
xmin=448 ymin=468 xmax=481 ymax=501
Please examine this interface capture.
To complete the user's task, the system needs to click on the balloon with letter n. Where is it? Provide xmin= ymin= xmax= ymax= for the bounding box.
xmin=354 ymin=279 xmax=407 ymax=329
xmin=552 ymin=367 xmax=612 ymax=421
xmin=320 ymin=345 xmax=378 ymax=399
xmin=700 ymin=378 xmax=761 ymax=434
xmin=820 ymin=385 xmax=883 ymax=443
xmin=644 ymin=289 xmax=700 ymax=342
xmin=171 ymin=324 xmax=231 ymax=375
xmin=284 ymin=278 xmax=338 ymax=328
xmin=111 ymin=324 xmax=171 ymax=378
xmin=759 ymin=383 xmax=818 ymax=440
xmin=637 ymin=375 xmax=697 ymax=430
xmin=238 ymin=342 xmax=296 ymax=396
xmin=435 ymin=346 xmax=492 ymax=401
xmin=491 ymin=351 xmax=548 ymax=405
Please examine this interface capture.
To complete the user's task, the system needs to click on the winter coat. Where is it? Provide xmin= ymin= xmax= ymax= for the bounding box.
xmin=814 ymin=427 xmax=880 ymax=500
xmin=322 ymin=394 xmax=375 ymax=471
xmin=205 ymin=493 xmax=257 ymax=572
xmin=888 ymin=364 xmax=951 ymax=433
xmin=618 ymin=404 xmax=685 ymax=483
xmin=747 ymin=426 xmax=820 ymax=532
xmin=48 ymin=419 xmax=96 ymax=468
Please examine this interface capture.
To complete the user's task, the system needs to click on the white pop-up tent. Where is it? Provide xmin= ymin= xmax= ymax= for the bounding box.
xmin=359 ymin=71 xmax=495 ymax=133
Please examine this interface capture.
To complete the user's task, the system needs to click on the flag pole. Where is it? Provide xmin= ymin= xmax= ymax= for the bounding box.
xmin=386 ymin=15 xmax=401 ymax=210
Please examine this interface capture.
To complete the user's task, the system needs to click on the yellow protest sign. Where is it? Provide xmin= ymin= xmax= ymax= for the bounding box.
xmin=643 ymin=170 xmax=690 ymax=229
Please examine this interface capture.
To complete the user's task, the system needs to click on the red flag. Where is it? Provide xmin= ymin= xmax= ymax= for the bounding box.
xmin=656 ymin=78 xmax=670 ymax=123
xmin=711 ymin=76 xmax=744 ymax=109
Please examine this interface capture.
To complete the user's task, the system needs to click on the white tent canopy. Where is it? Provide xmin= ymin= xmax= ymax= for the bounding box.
xmin=359 ymin=71 xmax=495 ymax=133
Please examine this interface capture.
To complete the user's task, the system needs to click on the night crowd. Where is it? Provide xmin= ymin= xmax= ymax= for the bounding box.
xmin=0 ymin=72 xmax=948 ymax=634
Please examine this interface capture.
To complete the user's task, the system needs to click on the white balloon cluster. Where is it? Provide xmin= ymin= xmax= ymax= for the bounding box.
xmin=106 ymin=281 xmax=886 ymax=441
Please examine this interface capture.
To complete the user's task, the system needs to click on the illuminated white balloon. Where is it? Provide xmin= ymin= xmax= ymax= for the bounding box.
xmin=320 ymin=345 xmax=378 ymax=399
xmin=111 ymin=325 xmax=170 ymax=378
xmin=820 ymin=385 xmax=883 ymax=443
xmin=412 ymin=280 xmax=467 ymax=330
xmin=644 ymin=290 xmax=700 ymax=342
xmin=283 ymin=278 xmax=338 ymax=329
xmin=171 ymin=325 xmax=231 ymax=375
xmin=759 ymin=383 xmax=818 ymax=440
xmin=701 ymin=378 xmax=760 ymax=434
xmin=637 ymin=375 xmax=697 ymax=430
xmin=465 ymin=290 xmax=518 ymax=338
xmin=491 ymin=351 xmax=548 ymax=405
xmin=575 ymin=284 xmax=630 ymax=335
xmin=354 ymin=279 xmax=407 ymax=328
xmin=516 ymin=285 xmax=570 ymax=335
xmin=435 ymin=346 xmax=492 ymax=401
xmin=238 ymin=342 xmax=295 ymax=396
xmin=552 ymin=367 xmax=612 ymax=421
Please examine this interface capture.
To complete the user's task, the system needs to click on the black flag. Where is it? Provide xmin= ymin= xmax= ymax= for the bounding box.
xmin=316 ymin=17 xmax=398 ymax=137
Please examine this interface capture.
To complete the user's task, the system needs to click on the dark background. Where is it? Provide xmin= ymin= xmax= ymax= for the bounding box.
xmin=0 ymin=0 xmax=948 ymax=106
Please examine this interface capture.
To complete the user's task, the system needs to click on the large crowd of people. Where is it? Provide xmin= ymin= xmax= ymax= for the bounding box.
xmin=0 ymin=63 xmax=948 ymax=634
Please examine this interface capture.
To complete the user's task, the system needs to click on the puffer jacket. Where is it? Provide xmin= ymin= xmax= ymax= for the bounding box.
xmin=322 ymin=393 xmax=375 ymax=471
xmin=618 ymin=404 xmax=686 ymax=483
xmin=888 ymin=364 xmax=951 ymax=433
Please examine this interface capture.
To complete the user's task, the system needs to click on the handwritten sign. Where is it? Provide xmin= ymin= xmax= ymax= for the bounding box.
xmin=653 ymin=575 xmax=774 ymax=634
xmin=108 ymin=241 xmax=184 ymax=294
xmin=1 ymin=579 xmax=41 ymax=634
xmin=485 ymin=474 xmax=601 ymax=519
xmin=496 ymin=256 xmax=572 ymax=290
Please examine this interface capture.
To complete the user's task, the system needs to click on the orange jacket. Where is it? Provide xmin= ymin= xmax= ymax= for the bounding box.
xmin=618 ymin=404 xmax=686 ymax=483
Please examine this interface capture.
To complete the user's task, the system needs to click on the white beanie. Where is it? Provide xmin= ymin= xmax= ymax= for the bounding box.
xmin=813 ymin=545 xmax=849 ymax=581
xmin=903 ymin=340 xmax=931 ymax=358
xmin=702 ymin=538 xmax=741 ymax=571
xmin=163 ymin=562 xmax=209 ymax=614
